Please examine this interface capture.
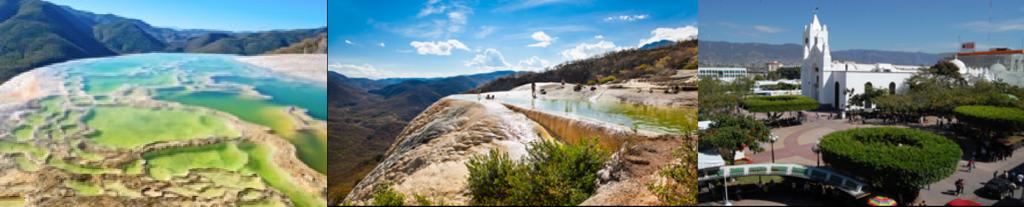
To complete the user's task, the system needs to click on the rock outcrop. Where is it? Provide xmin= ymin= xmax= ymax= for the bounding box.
xmin=343 ymin=99 xmax=550 ymax=205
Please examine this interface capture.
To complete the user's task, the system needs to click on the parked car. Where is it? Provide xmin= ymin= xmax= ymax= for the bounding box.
xmin=979 ymin=178 xmax=1015 ymax=199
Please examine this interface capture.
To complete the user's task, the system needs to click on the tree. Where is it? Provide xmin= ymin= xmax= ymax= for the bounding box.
xmin=820 ymin=127 xmax=961 ymax=200
xmin=698 ymin=77 xmax=755 ymax=117
xmin=849 ymin=86 xmax=888 ymax=109
xmin=698 ymin=116 xmax=770 ymax=165
xmin=741 ymin=95 xmax=820 ymax=124
xmin=766 ymin=67 xmax=801 ymax=80
xmin=954 ymin=105 xmax=1024 ymax=138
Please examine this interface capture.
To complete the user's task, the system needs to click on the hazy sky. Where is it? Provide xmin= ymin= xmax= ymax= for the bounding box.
xmin=701 ymin=0 xmax=1024 ymax=53
xmin=329 ymin=0 xmax=698 ymax=79
xmin=49 ymin=0 xmax=326 ymax=31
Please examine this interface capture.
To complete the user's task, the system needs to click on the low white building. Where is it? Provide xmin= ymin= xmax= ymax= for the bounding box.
xmin=698 ymin=67 xmax=747 ymax=81
xmin=800 ymin=13 xmax=927 ymax=110
xmin=754 ymin=79 xmax=802 ymax=96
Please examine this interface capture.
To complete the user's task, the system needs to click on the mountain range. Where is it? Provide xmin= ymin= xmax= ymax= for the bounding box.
xmin=0 ymin=0 xmax=325 ymax=83
xmin=475 ymin=40 xmax=698 ymax=92
xmin=698 ymin=40 xmax=945 ymax=68
xmin=326 ymin=70 xmax=519 ymax=203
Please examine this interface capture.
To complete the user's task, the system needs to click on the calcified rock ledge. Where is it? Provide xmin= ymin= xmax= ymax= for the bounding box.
xmin=236 ymin=54 xmax=327 ymax=84
xmin=343 ymin=99 xmax=549 ymax=205
xmin=0 ymin=54 xmax=327 ymax=207
xmin=345 ymin=94 xmax=694 ymax=205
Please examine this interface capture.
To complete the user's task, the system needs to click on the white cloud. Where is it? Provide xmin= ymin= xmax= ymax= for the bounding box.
xmin=527 ymin=31 xmax=556 ymax=47
xmin=604 ymin=14 xmax=649 ymax=22
xmin=329 ymin=63 xmax=393 ymax=79
xmin=447 ymin=11 xmax=468 ymax=33
xmin=637 ymin=26 xmax=698 ymax=47
xmin=753 ymin=25 xmax=783 ymax=33
xmin=410 ymin=39 xmax=470 ymax=56
xmin=517 ymin=56 xmax=551 ymax=71
xmin=594 ymin=35 xmax=604 ymax=39
xmin=561 ymin=40 xmax=618 ymax=60
xmin=494 ymin=0 xmax=567 ymax=12
xmin=476 ymin=26 xmax=496 ymax=38
xmin=963 ymin=19 xmax=1024 ymax=32
xmin=417 ymin=0 xmax=446 ymax=17
xmin=379 ymin=42 xmax=386 ymax=47
xmin=345 ymin=39 xmax=354 ymax=45
xmin=465 ymin=48 xmax=511 ymax=69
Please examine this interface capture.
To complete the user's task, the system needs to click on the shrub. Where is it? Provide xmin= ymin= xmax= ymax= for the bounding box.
xmin=466 ymin=138 xmax=609 ymax=206
xmin=953 ymin=105 xmax=1024 ymax=131
xmin=598 ymin=75 xmax=617 ymax=84
xmin=819 ymin=127 xmax=961 ymax=196
xmin=370 ymin=184 xmax=406 ymax=206
xmin=741 ymin=95 xmax=820 ymax=113
xmin=649 ymin=141 xmax=697 ymax=205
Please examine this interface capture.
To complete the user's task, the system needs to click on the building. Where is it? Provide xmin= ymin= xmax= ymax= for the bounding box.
xmin=952 ymin=48 xmax=1023 ymax=86
xmin=799 ymin=13 xmax=926 ymax=110
xmin=754 ymin=80 xmax=802 ymax=96
xmin=698 ymin=67 xmax=747 ymax=81
xmin=766 ymin=60 xmax=784 ymax=72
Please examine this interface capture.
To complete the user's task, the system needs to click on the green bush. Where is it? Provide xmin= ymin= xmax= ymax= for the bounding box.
xmin=371 ymin=184 xmax=406 ymax=206
xmin=466 ymin=139 xmax=609 ymax=206
xmin=954 ymin=105 xmax=1024 ymax=131
xmin=819 ymin=127 xmax=961 ymax=195
xmin=741 ymin=95 xmax=820 ymax=113
xmin=597 ymin=75 xmax=617 ymax=84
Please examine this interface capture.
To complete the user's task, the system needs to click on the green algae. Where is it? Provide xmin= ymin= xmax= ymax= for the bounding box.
xmin=144 ymin=142 xmax=249 ymax=180
xmin=12 ymin=154 xmax=40 ymax=172
xmin=0 ymin=197 xmax=25 ymax=207
xmin=142 ymin=141 xmax=324 ymax=207
xmin=155 ymin=91 xmax=327 ymax=173
xmin=66 ymin=181 xmax=104 ymax=196
xmin=198 ymin=171 xmax=265 ymax=190
xmin=122 ymin=159 xmax=145 ymax=175
xmin=11 ymin=125 xmax=32 ymax=141
xmin=103 ymin=181 xmax=142 ymax=198
xmin=84 ymin=106 xmax=239 ymax=148
xmin=0 ymin=140 xmax=46 ymax=159
xmin=608 ymin=104 xmax=698 ymax=134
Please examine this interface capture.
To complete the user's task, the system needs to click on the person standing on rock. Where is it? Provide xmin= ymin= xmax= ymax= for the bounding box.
xmin=532 ymin=82 xmax=537 ymax=99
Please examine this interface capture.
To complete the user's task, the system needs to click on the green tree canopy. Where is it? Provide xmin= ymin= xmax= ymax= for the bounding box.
xmin=819 ymin=127 xmax=961 ymax=197
xmin=698 ymin=115 xmax=770 ymax=165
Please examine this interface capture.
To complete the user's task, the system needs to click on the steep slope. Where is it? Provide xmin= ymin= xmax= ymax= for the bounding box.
xmin=266 ymin=32 xmax=327 ymax=54
xmin=183 ymin=28 xmax=325 ymax=55
xmin=474 ymin=40 xmax=698 ymax=92
xmin=91 ymin=20 xmax=167 ymax=53
xmin=0 ymin=0 xmax=115 ymax=83
xmin=343 ymin=99 xmax=548 ymax=205
xmin=326 ymin=71 xmax=518 ymax=203
xmin=0 ymin=0 xmax=326 ymax=84
xmin=698 ymin=40 xmax=942 ymax=68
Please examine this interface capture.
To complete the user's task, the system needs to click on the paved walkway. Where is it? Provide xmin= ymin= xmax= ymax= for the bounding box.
xmin=745 ymin=112 xmax=875 ymax=166
xmin=917 ymin=147 xmax=1024 ymax=206
xmin=740 ymin=112 xmax=1024 ymax=205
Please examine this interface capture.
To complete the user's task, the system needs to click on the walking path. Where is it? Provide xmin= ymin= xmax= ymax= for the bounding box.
xmin=917 ymin=147 xmax=1024 ymax=206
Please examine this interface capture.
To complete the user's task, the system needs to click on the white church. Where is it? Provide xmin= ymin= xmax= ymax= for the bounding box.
xmin=799 ymin=13 xmax=1006 ymax=110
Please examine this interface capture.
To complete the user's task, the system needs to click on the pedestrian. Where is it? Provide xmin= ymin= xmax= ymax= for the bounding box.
xmin=1017 ymin=173 xmax=1023 ymax=185
xmin=955 ymin=179 xmax=964 ymax=196
xmin=968 ymin=159 xmax=974 ymax=172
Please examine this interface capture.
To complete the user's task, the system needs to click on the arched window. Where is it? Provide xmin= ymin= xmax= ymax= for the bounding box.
xmin=889 ymin=82 xmax=896 ymax=94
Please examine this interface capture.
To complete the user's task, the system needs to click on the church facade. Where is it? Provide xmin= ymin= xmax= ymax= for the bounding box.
xmin=800 ymin=14 xmax=925 ymax=110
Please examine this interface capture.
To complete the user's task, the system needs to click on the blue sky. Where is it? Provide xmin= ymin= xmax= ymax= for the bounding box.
xmin=49 ymin=0 xmax=326 ymax=31
xmin=701 ymin=0 xmax=1024 ymax=53
xmin=330 ymin=0 xmax=698 ymax=79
